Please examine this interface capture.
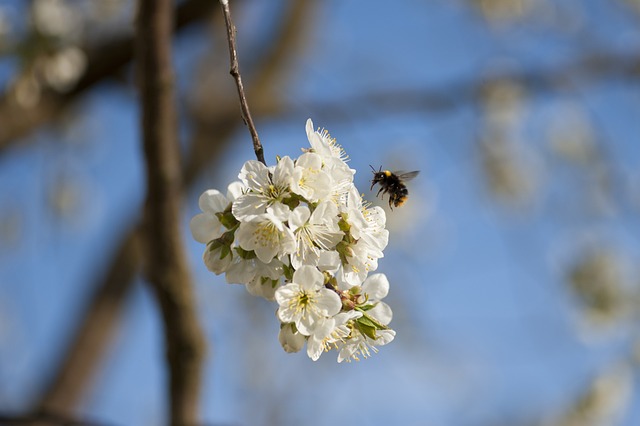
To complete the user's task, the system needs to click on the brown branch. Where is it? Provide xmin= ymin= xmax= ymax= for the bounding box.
xmin=0 ymin=0 xmax=216 ymax=153
xmin=248 ymin=51 xmax=640 ymax=121
xmin=136 ymin=0 xmax=205 ymax=424
xmin=219 ymin=0 xmax=266 ymax=165
xmin=36 ymin=231 xmax=141 ymax=414
xmin=0 ymin=412 xmax=112 ymax=426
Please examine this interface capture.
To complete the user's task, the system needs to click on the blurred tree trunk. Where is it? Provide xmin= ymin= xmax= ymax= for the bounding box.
xmin=136 ymin=0 xmax=205 ymax=424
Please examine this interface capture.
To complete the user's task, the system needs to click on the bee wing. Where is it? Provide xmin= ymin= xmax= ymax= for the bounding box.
xmin=394 ymin=170 xmax=420 ymax=181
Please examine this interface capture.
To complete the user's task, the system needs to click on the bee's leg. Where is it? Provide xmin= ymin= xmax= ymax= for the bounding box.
xmin=388 ymin=196 xmax=394 ymax=210
xmin=377 ymin=187 xmax=384 ymax=197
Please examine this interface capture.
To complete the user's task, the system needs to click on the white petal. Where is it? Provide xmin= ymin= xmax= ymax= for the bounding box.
xmin=226 ymin=181 xmax=245 ymax=201
xmin=317 ymin=250 xmax=340 ymax=273
xmin=310 ymin=200 xmax=338 ymax=225
xmin=293 ymin=266 xmax=324 ymax=290
xmin=225 ymin=257 xmax=257 ymax=284
xmin=305 ymin=118 xmax=314 ymax=142
xmin=368 ymin=302 xmax=393 ymax=325
xmin=255 ymin=258 xmax=284 ymax=280
xmin=306 ymin=337 xmax=324 ymax=361
xmin=275 ymin=284 xmax=301 ymax=307
xmin=362 ymin=273 xmax=389 ymax=300
xmin=296 ymin=152 xmax=323 ymax=170
xmin=315 ymin=289 xmax=342 ymax=316
xmin=239 ymin=160 xmax=269 ymax=190
xmin=267 ymin=203 xmax=291 ymax=222
xmin=273 ymin=156 xmax=294 ymax=187
xmin=203 ymin=246 xmax=232 ymax=274
xmin=296 ymin=312 xmax=319 ymax=336
xmin=232 ymin=193 xmax=267 ymax=220
xmin=254 ymin=242 xmax=279 ymax=264
xmin=235 ymin=221 xmax=258 ymax=250
xmin=374 ymin=329 xmax=396 ymax=345
xmin=198 ymin=189 xmax=228 ymax=214
xmin=246 ymin=276 xmax=278 ymax=301
xmin=279 ymin=324 xmax=306 ymax=353
xmin=289 ymin=205 xmax=311 ymax=231
xmin=189 ymin=213 xmax=222 ymax=243
xmin=277 ymin=304 xmax=298 ymax=324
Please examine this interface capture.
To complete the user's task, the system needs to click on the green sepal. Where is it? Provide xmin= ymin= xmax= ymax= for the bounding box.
xmin=354 ymin=308 xmax=389 ymax=332
xmin=216 ymin=208 xmax=239 ymax=229
xmin=282 ymin=262 xmax=294 ymax=281
xmin=259 ymin=276 xmax=279 ymax=289
xmin=336 ymin=240 xmax=355 ymax=266
xmin=282 ymin=192 xmax=306 ymax=210
xmin=348 ymin=285 xmax=362 ymax=296
xmin=338 ymin=215 xmax=351 ymax=233
xmin=221 ymin=214 xmax=239 ymax=230
xmin=219 ymin=244 xmax=231 ymax=260
xmin=235 ymin=246 xmax=256 ymax=260
xmin=356 ymin=319 xmax=378 ymax=340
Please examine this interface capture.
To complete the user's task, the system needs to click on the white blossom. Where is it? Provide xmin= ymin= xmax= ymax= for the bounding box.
xmin=191 ymin=118 xmax=398 ymax=362
xmin=337 ymin=328 xmax=396 ymax=363
xmin=338 ymin=188 xmax=389 ymax=286
xmin=245 ymin=276 xmax=280 ymax=301
xmin=289 ymin=201 xmax=343 ymax=269
xmin=235 ymin=205 xmax=295 ymax=263
xmin=306 ymin=118 xmax=349 ymax=163
xmin=275 ymin=266 xmax=341 ymax=335
xmin=291 ymin=152 xmax=332 ymax=202
xmin=189 ymin=189 xmax=229 ymax=244
xmin=203 ymin=242 xmax=233 ymax=274
xmin=225 ymin=253 xmax=282 ymax=285
xmin=233 ymin=157 xmax=294 ymax=220
xmin=307 ymin=311 xmax=361 ymax=361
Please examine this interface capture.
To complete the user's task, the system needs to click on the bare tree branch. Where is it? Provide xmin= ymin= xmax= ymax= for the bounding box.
xmin=136 ymin=0 xmax=205 ymax=424
xmin=250 ymin=51 xmax=640 ymax=121
xmin=0 ymin=412 xmax=113 ymax=426
xmin=219 ymin=0 xmax=266 ymax=165
xmin=36 ymin=231 xmax=141 ymax=415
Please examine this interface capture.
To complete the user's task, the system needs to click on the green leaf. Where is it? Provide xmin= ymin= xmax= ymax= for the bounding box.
xmin=357 ymin=315 xmax=378 ymax=329
xmin=358 ymin=303 xmax=376 ymax=312
xmin=356 ymin=321 xmax=377 ymax=340
xmin=355 ymin=309 xmax=389 ymax=331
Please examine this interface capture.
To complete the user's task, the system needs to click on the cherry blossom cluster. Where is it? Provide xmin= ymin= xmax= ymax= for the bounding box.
xmin=190 ymin=119 xmax=395 ymax=362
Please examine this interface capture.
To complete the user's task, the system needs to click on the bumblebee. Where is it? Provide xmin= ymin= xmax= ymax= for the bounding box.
xmin=370 ymin=166 xmax=419 ymax=209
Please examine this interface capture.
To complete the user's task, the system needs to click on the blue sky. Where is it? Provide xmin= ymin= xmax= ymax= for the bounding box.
xmin=1 ymin=0 xmax=640 ymax=425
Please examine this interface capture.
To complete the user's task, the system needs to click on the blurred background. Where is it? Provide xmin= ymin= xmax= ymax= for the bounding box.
xmin=0 ymin=0 xmax=639 ymax=425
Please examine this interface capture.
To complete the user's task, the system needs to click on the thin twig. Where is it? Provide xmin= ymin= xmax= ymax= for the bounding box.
xmin=136 ymin=0 xmax=205 ymax=424
xmin=219 ymin=0 xmax=266 ymax=165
